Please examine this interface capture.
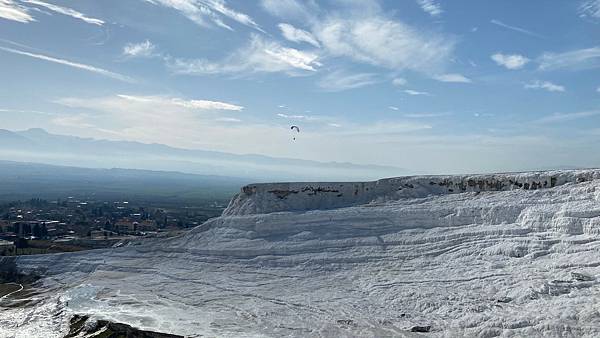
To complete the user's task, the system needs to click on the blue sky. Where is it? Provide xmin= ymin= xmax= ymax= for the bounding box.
xmin=1 ymin=0 xmax=600 ymax=174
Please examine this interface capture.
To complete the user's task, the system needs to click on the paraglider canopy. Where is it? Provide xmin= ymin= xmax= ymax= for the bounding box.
xmin=290 ymin=125 xmax=300 ymax=140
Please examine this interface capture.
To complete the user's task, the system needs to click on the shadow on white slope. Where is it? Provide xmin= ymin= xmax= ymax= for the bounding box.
xmin=2 ymin=170 xmax=600 ymax=337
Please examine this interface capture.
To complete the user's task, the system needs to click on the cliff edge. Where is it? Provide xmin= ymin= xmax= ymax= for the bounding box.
xmin=224 ymin=169 xmax=600 ymax=216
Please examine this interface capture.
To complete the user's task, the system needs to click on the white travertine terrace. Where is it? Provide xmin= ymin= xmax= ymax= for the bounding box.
xmin=3 ymin=170 xmax=600 ymax=337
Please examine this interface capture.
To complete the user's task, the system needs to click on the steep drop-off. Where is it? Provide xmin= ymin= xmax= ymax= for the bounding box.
xmin=225 ymin=170 xmax=600 ymax=215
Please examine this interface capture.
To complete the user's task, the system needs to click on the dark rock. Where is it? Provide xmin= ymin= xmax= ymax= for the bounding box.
xmin=572 ymin=272 xmax=595 ymax=282
xmin=268 ymin=189 xmax=299 ymax=199
xmin=65 ymin=315 xmax=183 ymax=338
xmin=336 ymin=319 xmax=355 ymax=326
xmin=411 ymin=325 xmax=431 ymax=333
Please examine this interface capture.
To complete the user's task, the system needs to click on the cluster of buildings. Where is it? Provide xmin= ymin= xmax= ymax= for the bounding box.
xmin=0 ymin=197 xmax=219 ymax=255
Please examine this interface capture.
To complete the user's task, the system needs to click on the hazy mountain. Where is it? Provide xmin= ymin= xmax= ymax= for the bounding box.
xmin=0 ymin=129 xmax=406 ymax=181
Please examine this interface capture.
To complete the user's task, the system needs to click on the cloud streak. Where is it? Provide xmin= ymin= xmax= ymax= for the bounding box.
xmin=537 ymin=110 xmax=600 ymax=123
xmin=404 ymin=89 xmax=430 ymax=96
xmin=22 ymin=0 xmax=104 ymax=25
xmin=0 ymin=46 xmax=133 ymax=82
xmin=215 ymin=117 xmax=241 ymax=122
xmin=116 ymin=95 xmax=243 ymax=111
xmin=0 ymin=0 xmax=34 ymax=23
xmin=278 ymin=23 xmax=320 ymax=47
xmin=167 ymin=34 xmax=321 ymax=75
xmin=318 ymin=71 xmax=378 ymax=91
xmin=538 ymin=47 xmax=600 ymax=71
xmin=524 ymin=80 xmax=565 ymax=92
xmin=404 ymin=112 xmax=451 ymax=118
xmin=490 ymin=19 xmax=544 ymax=38
xmin=145 ymin=0 xmax=263 ymax=32
xmin=579 ymin=0 xmax=600 ymax=18
xmin=260 ymin=0 xmax=314 ymax=21
xmin=417 ymin=0 xmax=442 ymax=17
xmin=276 ymin=113 xmax=324 ymax=122
xmin=433 ymin=73 xmax=471 ymax=83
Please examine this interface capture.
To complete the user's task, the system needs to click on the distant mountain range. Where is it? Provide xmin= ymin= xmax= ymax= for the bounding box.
xmin=0 ymin=128 xmax=406 ymax=181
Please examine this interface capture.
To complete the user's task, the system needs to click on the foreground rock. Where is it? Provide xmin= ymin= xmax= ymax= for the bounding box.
xmin=65 ymin=315 xmax=182 ymax=338
xmin=2 ymin=170 xmax=600 ymax=337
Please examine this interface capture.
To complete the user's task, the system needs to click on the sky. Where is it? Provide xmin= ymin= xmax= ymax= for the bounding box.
xmin=1 ymin=0 xmax=600 ymax=174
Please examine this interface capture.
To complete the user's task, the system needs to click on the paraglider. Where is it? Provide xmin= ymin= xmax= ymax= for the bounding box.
xmin=290 ymin=125 xmax=300 ymax=140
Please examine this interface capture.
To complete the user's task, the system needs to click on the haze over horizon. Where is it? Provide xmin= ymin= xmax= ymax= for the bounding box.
xmin=0 ymin=127 xmax=406 ymax=180
xmin=2 ymin=0 xmax=600 ymax=174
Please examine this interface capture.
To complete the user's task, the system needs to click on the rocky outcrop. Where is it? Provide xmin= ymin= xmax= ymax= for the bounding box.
xmin=224 ymin=170 xmax=600 ymax=216
xmin=65 ymin=315 xmax=183 ymax=338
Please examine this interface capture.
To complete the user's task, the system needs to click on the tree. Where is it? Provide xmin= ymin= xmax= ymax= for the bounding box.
xmin=14 ymin=238 xmax=28 ymax=255
xmin=32 ymin=224 xmax=48 ymax=239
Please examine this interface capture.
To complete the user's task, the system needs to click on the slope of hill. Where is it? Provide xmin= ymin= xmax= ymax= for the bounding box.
xmin=0 ymin=128 xmax=406 ymax=181
xmin=3 ymin=170 xmax=600 ymax=337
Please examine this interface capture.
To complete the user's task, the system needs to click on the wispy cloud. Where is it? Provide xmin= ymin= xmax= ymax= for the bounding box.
xmin=314 ymin=15 xmax=454 ymax=73
xmin=537 ymin=110 xmax=600 ymax=123
xmin=123 ymin=40 xmax=157 ymax=58
xmin=0 ymin=46 xmax=133 ymax=82
xmin=0 ymin=108 xmax=54 ymax=115
xmin=276 ymin=113 xmax=321 ymax=121
xmin=579 ymin=0 xmax=600 ymax=18
xmin=52 ymin=94 xmax=261 ymax=151
xmin=145 ymin=0 xmax=263 ymax=32
xmin=52 ymin=113 xmax=96 ymax=128
xmin=318 ymin=71 xmax=378 ymax=91
xmin=392 ymin=78 xmax=407 ymax=86
xmin=260 ymin=0 xmax=314 ymax=21
xmin=22 ymin=0 xmax=104 ymax=25
xmin=524 ymin=80 xmax=565 ymax=92
xmin=388 ymin=106 xmax=399 ymax=111
xmin=537 ymin=47 xmax=600 ymax=71
xmin=404 ymin=89 xmax=431 ymax=96
xmin=278 ymin=23 xmax=320 ymax=47
xmin=404 ymin=112 xmax=451 ymax=118
xmin=0 ymin=0 xmax=34 ymax=23
xmin=215 ymin=117 xmax=241 ymax=123
xmin=116 ymin=94 xmax=243 ymax=111
xmin=262 ymin=2 xmax=455 ymax=77
xmin=490 ymin=19 xmax=544 ymax=38
xmin=336 ymin=121 xmax=433 ymax=137
xmin=417 ymin=0 xmax=442 ymax=17
xmin=491 ymin=53 xmax=530 ymax=69
xmin=433 ymin=73 xmax=472 ymax=83
xmin=167 ymin=34 xmax=321 ymax=75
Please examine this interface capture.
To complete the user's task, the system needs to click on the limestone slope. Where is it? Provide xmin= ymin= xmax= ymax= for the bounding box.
xmin=2 ymin=170 xmax=600 ymax=337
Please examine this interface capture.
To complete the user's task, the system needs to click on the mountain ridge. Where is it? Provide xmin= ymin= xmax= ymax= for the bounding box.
xmin=0 ymin=128 xmax=406 ymax=181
